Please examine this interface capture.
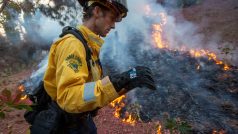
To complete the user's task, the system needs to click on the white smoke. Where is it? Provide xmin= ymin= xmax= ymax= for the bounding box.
xmin=37 ymin=14 xmax=63 ymax=41
xmin=102 ymin=0 xmax=237 ymax=68
xmin=27 ymin=0 xmax=237 ymax=94
xmin=101 ymin=0 xmax=165 ymax=69
xmin=30 ymin=56 xmax=48 ymax=80
xmin=100 ymin=0 xmax=237 ymax=103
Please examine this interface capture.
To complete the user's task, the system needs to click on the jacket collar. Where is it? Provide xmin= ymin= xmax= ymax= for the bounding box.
xmin=77 ymin=25 xmax=104 ymax=53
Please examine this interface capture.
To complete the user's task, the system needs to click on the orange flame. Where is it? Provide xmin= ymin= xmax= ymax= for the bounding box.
xmin=157 ymin=123 xmax=162 ymax=134
xmin=223 ymin=64 xmax=230 ymax=71
xmin=110 ymin=95 xmax=126 ymax=118
xmin=152 ymin=24 xmax=168 ymax=49
xmin=150 ymin=11 xmax=231 ymax=71
xmin=18 ymin=85 xmax=25 ymax=92
xmin=212 ymin=129 xmax=226 ymax=134
xmin=189 ymin=49 xmax=230 ymax=71
xmin=110 ymin=95 xmax=137 ymax=125
xmin=122 ymin=113 xmax=136 ymax=125
xmin=20 ymin=95 xmax=28 ymax=100
xmin=18 ymin=84 xmax=27 ymax=100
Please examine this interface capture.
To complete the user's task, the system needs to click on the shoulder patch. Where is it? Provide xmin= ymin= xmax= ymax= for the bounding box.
xmin=65 ymin=54 xmax=82 ymax=73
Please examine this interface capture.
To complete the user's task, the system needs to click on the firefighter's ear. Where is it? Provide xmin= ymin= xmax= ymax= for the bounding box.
xmin=93 ymin=6 xmax=101 ymax=17
xmin=93 ymin=6 xmax=104 ymax=18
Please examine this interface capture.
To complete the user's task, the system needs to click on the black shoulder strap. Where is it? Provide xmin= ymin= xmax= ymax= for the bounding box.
xmin=59 ymin=26 xmax=92 ymax=71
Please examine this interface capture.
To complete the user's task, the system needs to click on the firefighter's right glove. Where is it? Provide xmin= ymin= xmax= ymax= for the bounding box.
xmin=109 ymin=66 xmax=156 ymax=94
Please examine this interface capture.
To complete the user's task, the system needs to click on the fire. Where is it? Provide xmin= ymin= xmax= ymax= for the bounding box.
xmin=20 ymin=95 xmax=28 ymax=100
xmin=157 ymin=124 xmax=162 ymax=134
xmin=151 ymin=14 xmax=230 ymax=71
xmin=152 ymin=24 xmax=167 ymax=49
xmin=18 ymin=85 xmax=25 ymax=92
xmin=212 ymin=129 xmax=226 ymax=134
xmin=110 ymin=95 xmax=125 ymax=107
xmin=223 ymin=64 xmax=230 ymax=71
xmin=151 ymin=12 xmax=168 ymax=49
xmin=18 ymin=84 xmax=27 ymax=100
xmin=110 ymin=4 xmax=233 ymax=131
xmin=122 ymin=113 xmax=136 ymax=125
xmin=110 ymin=95 xmax=137 ymax=125
xmin=110 ymin=95 xmax=125 ymax=118
xmin=189 ymin=49 xmax=230 ymax=71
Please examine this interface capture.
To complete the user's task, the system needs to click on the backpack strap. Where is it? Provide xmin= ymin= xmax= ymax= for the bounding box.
xmin=59 ymin=26 xmax=92 ymax=71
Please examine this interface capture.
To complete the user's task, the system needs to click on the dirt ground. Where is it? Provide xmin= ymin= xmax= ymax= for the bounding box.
xmin=0 ymin=70 xmax=32 ymax=134
xmin=174 ymin=0 xmax=238 ymax=65
xmin=181 ymin=0 xmax=238 ymax=45
xmin=0 ymin=0 xmax=238 ymax=133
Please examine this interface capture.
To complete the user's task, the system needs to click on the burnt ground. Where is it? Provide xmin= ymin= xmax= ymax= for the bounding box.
xmin=1 ymin=0 xmax=238 ymax=133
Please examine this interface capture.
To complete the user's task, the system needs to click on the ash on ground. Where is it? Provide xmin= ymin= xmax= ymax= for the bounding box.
xmin=102 ymin=45 xmax=238 ymax=133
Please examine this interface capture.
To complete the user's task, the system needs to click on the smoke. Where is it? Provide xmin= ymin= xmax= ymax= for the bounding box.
xmin=33 ymin=11 xmax=63 ymax=42
xmin=24 ymin=56 xmax=48 ymax=95
xmin=99 ymin=0 xmax=238 ymax=108
xmin=101 ymin=0 xmax=237 ymax=69
xmin=101 ymin=0 xmax=165 ymax=69
xmin=27 ymin=0 xmax=235 ymax=99
xmin=21 ymin=10 xmax=63 ymax=44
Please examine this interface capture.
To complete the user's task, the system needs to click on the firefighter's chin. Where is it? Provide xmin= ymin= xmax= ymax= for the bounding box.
xmin=101 ymin=30 xmax=110 ymax=37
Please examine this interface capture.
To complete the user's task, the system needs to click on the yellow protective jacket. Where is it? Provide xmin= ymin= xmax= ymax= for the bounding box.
xmin=43 ymin=25 xmax=119 ymax=113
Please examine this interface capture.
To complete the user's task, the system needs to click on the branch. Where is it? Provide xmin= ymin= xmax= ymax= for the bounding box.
xmin=0 ymin=0 xmax=9 ymax=14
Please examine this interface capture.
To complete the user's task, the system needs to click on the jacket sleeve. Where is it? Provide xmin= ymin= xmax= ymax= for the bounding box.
xmin=54 ymin=36 xmax=119 ymax=113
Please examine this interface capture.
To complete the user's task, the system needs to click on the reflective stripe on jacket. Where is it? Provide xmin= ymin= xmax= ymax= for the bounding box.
xmin=43 ymin=25 xmax=119 ymax=113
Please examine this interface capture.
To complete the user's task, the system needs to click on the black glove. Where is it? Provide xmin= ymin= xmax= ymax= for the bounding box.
xmin=109 ymin=66 xmax=156 ymax=93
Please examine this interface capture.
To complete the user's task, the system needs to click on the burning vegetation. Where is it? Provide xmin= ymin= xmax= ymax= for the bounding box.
xmin=103 ymin=3 xmax=238 ymax=134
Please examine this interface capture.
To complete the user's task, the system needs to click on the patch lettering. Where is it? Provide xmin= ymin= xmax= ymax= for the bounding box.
xmin=65 ymin=54 xmax=82 ymax=73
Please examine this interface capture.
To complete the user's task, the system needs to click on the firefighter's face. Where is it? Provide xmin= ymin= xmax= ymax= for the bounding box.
xmin=94 ymin=7 xmax=116 ymax=37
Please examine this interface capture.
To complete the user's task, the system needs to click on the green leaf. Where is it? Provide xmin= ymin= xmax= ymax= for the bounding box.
xmin=165 ymin=118 xmax=177 ymax=129
xmin=165 ymin=118 xmax=177 ymax=133
xmin=12 ymin=104 xmax=32 ymax=111
xmin=178 ymin=122 xmax=192 ymax=134
xmin=0 ymin=112 xmax=5 ymax=119
xmin=6 ymin=101 xmax=13 ymax=106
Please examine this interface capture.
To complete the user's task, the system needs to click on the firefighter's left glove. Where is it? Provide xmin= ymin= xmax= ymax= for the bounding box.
xmin=109 ymin=66 xmax=156 ymax=93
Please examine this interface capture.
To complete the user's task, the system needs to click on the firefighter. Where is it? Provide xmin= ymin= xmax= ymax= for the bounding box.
xmin=42 ymin=0 xmax=156 ymax=133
